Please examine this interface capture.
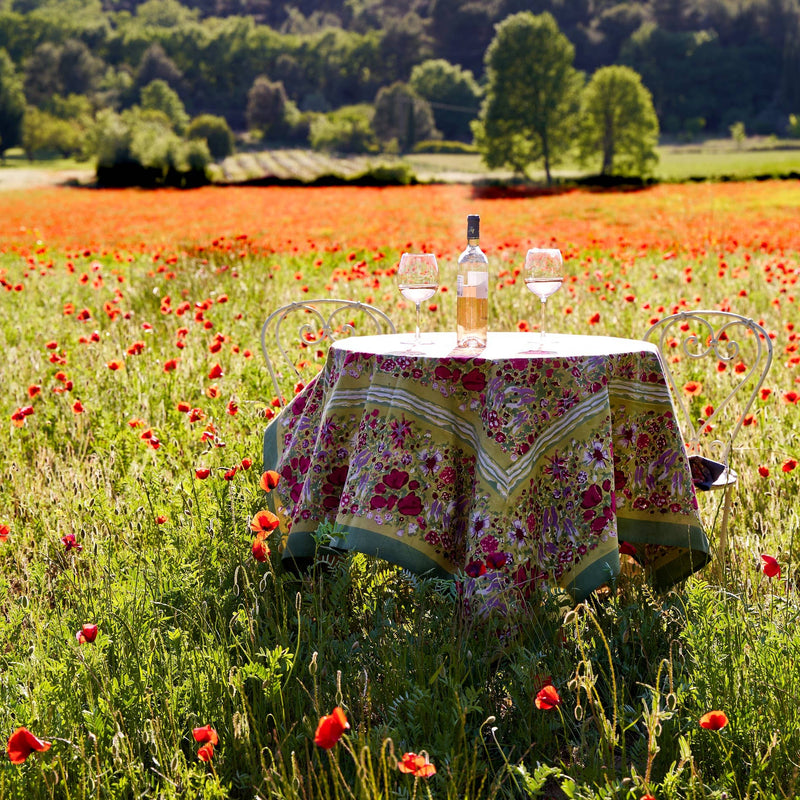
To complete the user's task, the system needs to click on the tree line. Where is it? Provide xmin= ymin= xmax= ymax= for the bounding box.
xmin=0 ymin=0 xmax=798 ymax=183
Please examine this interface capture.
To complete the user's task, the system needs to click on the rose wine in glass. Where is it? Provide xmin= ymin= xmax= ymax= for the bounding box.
xmin=524 ymin=248 xmax=563 ymax=349
xmin=397 ymin=253 xmax=439 ymax=348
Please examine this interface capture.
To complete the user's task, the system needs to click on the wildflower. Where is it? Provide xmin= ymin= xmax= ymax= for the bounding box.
xmin=128 ymin=417 xmax=145 ymax=428
xmin=618 ymin=541 xmax=637 ymax=557
xmin=28 ymin=384 xmax=41 ymax=398
xmin=760 ymin=554 xmax=781 ymax=578
xmin=314 ymin=707 xmax=349 ymax=749
xmin=226 ymin=399 xmax=238 ymax=415
xmin=7 ymin=727 xmax=51 ymax=764
xmin=535 ymin=684 xmax=562 ymax=710
xmin=72 ymin=400 xmax=85 ymax=414
xmin=241 ymin=458 xmax=253 ymax=470
xmin=252 ymin=539 xmax=270 ymax=562
xmin=76 ymin=624 xmax=98 ymax=644
xmin=164 ymin=358 xmax=179 ymax=373
xmin=192 ymin=725 xmax=218 ymax=762
xmin=758 ymin=465 xmax=770 ymax=478
xmin=195 ymin=468 xmax=211 ymax=480
xmin=176 ymin=402 xmax=191 ymax=413
xmin=197 ymin=743 xmax=214 ymax=761
xmin=61 ymin=533 xmax=82 ymax=552
xmin=397 ymin=751 xmax=437 ymax=778
xmin=250 ymin=510 xmax=279 ymax=535
xmin=0 ymin=524 xmax=9 ymax=542
xmin=683 ymin=381 xmax=702 ymax=396
xmin=208 ymin=363 xmax=223 ymax=380
xmin=223 ymin=467 xmax=237 ymax=481
xmin=192 ymin=725 xmax=219 ymax=745
xmin=699 ymin=710 xmax=728 ymax=730
xmin=760 ymin=388 xmax=772 ymax=400
xmin=260 ymin=470 xmax=280 ymax=491
xmin=156 ymin=515 xmax=167 ymax=525
xmin=588 ymin=312 xmax=600 ymax=325
xmin=782 ymin=459 xmax=797 ymax=473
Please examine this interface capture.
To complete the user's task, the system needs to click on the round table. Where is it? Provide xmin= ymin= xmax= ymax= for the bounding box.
xmin=263 ymin=332 xmax=709 ymax=611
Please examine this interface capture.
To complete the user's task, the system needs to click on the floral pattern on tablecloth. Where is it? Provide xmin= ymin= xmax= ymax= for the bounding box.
xmin=265 ymin=341 xmax=707 ymax=608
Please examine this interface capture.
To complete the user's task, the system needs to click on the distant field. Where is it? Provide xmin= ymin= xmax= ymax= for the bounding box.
xmin=407 ymin=138 xmax=800 ymax=183
xmin=4 ymin=138 xmax=800 ymax=188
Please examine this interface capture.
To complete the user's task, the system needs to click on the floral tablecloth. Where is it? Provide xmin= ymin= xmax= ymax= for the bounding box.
xmin=263 ymin=332 xmax=708 ymax=609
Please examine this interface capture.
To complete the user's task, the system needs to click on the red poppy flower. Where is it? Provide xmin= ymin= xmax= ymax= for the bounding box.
xmin=164 ymin=359 xmax=179 ymax=373
xmin=72 ymin=400 xmax=85 ymax=414
xmin=128 ymin=418 xmax=145 ymax=428
xmin=0 ymin=524 xmax=9 ymax=542
xmin=76 ymin=624 xmax=98 ymax=644
xmin=223 ymin=467 xmax=237 ymax=481
xmin=45 ymin=340 xmax=58 ymax=350
xmin=226 ymin=399 xmax=238 ymax=415
xmin=699 ymin=710 xmax=728 ymax=730
xmin=618 ymin=541 xmax=637 ymax=557
xmin=197 ymin=743 xmax=214 ymax=761
xmin=106 ymin=360 xmax=124 ymax=371
xmin=156 ymin=515 xmax=167 ymax=525
xmin=760 ymin=554 xmax=781 ymax=578
xmin=7 ymin=727 xmax=51 ymax=764
xmin=683 ymin=381 xmax=702 ymax=396
xmin=241 ymin=458 xmax=253 ymax=470
xmin=535 ymin=684 xmax=562 ymax=710
xmin=251 ymin=510 xmax=279 ymax=535
xmin=758 ymin=465 xmax=770 ymax=478
xmin=61 ymin=533 xmax=82 ymax=552
xmin=195 ymin=468 xmax=211 ymax=480
xmin=208 ymin=363 xmax=223 ymax=380
xmin=260 ymin=470 xmax=280 ymax=491
xmin=252 ymin=539 xmax=270 ymax=562
xmin=314 ymin=707 xmax=349 ymax=749
xmin=641 ymin=795 xmax=657 ymax=800
xmin=588 ymin=312 xmax=601 ymax=325
xmin=397 ymin=752 xmax=436 ymax=778
xmin=207 ymin=384 xmax=220 ymax=398
xmin=760 ymin=388 xmax=772 ymax=400
xmin=192 ymin=725 xmax=219 ymax=745
xmin=28 ymin=384 xmax=41 ymax=398
xmin=782 ymin=459 xmax=797 ymax=473
xmin=176 ymin=402 xmax=191 ymax=413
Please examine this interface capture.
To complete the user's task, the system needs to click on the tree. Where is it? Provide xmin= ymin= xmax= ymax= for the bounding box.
xmin=246 ymin=75 xmax=289 ymax=138
xmin=140 ymin=78 xmax=189 ymax=132
xmin=576 ymin=65 xmax=659 ymax=178
xmin=185 ymin=113 xmax=235 ymax=159
xmin=309 ymin=104 xmax=377 ymax=153
xmin=372 ymin=82 xmax=438 ymax=152
xmin=409 ymin=58 xmax=481 ymax=141
xmin=135 ymin=43 xmax=184 ymax=94
xmin=0 ymin=48 xmax=25 ymax=156
xmin=473 ymin=12 xmax=583 ymax=184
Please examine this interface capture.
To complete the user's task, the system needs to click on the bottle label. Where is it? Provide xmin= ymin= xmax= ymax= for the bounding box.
xmin=466 ymin=270 xmax=488 ymax=299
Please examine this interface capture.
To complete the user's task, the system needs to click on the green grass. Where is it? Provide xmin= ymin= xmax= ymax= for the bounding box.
xmin=0 ymin=198 xmax=798 ymax=799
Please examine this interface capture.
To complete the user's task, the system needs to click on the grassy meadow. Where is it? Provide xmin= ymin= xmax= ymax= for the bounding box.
xmin=0 ymin=181 xmax=799 ymax=799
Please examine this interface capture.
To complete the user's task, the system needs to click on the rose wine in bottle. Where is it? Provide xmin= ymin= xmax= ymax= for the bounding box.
xmin=456 ymin=214 xmax=488 ymax=348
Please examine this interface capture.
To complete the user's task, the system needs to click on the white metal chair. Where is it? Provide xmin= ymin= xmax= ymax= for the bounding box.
xmin=260 ymin=299 xmax=395 ymax=408
xmin=644 ymin=310 xmax=773 ymax=556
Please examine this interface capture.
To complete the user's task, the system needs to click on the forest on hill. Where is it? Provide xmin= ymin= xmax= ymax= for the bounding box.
xmin=1 ymin=0 xmax=798 ymax=139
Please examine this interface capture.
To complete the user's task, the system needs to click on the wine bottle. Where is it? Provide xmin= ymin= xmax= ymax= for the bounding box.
xmin=456 ymin=214 xmax=488 ymax=348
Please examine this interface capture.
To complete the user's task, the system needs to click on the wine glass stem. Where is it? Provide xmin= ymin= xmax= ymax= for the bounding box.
xmin=415 ymin=302 xmax=422 ymax=344
xmin=540 ymin=298 xmax=547 ymax=341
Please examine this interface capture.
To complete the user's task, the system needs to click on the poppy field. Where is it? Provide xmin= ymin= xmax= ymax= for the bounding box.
xmin=0 ymin=181 xmax=799 ymax=799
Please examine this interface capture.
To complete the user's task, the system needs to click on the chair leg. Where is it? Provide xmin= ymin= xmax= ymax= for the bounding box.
xmin=714 ymin=486 xmax=731 ymax=579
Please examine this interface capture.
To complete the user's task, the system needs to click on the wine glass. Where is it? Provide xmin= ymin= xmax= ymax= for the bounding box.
xmin=524 ymin=248 xmax=563 ymax=349
xmin=396 ymin=253 xmax=439 ymax=348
